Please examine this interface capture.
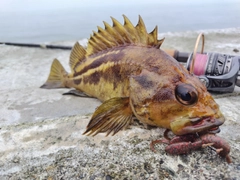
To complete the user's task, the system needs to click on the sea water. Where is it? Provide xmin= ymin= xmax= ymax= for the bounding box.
xmin=0 ymin=0 xmax=239 ymax=54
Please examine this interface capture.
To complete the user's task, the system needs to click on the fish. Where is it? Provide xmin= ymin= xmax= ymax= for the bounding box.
xmin=41 ymin=15 xmax=225 ymax=137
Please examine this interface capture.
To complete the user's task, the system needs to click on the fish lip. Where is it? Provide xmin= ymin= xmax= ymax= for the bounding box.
xmin=178 ymin=116 xmax=225 ymax=135
xmin=207 ymin=126 xmax=221 ymax=134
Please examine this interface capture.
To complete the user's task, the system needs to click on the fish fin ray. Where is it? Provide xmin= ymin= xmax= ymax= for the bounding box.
xmin=103 ymin=21 xmax=124 ymax=45
xmin=123 ymin=15 xmax=140 ymax=43
xmin=87 ymin=36 xmax=101 ymax=55
xmin=69 ymin=42 xmax=86 ymax=71
xmin=135 ymin=15 xmax=148 ymax=44
xmin=156 ymin=38 xmax=165 ymax=49
xmin=40 ymin=59 xmax=68 ymax=89
xmin=97 ymin=26 xmax=118 ymax=47
xmin=148 ymin=26 xmax=158 ymax=46
xmin=83 ymin=97 xmax=133 ymax=136
xmin=92 ymin=30 xmax=108 ymax=50
xmin=111 ymin=16 xmax=133 ymax=44
xmin=85 ymin=15 xmax=164 ymax=57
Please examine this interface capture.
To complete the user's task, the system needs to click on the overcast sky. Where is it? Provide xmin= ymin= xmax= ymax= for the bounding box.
xmin=1 ymin=0 xmax=237 ymax=12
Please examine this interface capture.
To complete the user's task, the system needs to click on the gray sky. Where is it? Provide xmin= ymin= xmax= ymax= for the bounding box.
xmin=1 ymin=0 xmax=235 ymax=12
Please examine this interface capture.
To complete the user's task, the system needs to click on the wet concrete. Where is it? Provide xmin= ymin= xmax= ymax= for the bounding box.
xmin=0 ymin=43 xmax=240 ymax=179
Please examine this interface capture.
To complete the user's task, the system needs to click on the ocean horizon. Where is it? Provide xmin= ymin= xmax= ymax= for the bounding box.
xmin=0 ymin=0 xmax=240 ymax=43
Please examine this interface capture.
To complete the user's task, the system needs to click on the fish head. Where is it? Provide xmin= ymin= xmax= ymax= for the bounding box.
xmin=129 ymin=67 xmax=225 ymax=135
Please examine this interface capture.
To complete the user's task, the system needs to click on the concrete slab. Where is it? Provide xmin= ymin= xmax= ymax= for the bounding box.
xmin=1 ymin=44 xmax=240 ymax=179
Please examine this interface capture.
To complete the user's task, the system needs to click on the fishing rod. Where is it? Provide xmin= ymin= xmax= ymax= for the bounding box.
xmin=1 ymin=34 xmax=240 ymax=93
xmin=168 ymin=50 xmax=240 ymax=93
xmin=0 ymin=42 xmax=72 ymax=50
xmin=165 ymin=33 xmax=240 ymax=93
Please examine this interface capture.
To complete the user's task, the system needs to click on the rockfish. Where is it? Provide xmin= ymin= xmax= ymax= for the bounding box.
xmin=41 ymin=15 xmax=225 ymax=137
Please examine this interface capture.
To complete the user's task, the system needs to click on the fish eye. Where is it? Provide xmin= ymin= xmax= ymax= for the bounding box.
xmin=175 ymin=83 xmax=198 ymax=106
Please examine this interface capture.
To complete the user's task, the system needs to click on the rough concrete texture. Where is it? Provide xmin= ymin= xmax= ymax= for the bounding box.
xmin=1 ymin=41 xmax=240 ymax=180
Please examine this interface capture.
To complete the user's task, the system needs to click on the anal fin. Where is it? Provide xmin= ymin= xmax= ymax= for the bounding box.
xmin=83 ymin=97 xmax=133 ymax=136
xmin=63 ymin=89 xmax=93 ymax=98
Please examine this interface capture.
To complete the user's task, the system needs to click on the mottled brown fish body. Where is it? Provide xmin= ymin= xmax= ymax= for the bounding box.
xmin=41 ymin=15 xmax=225 ymax=137
xmin=67 ymin=46 xmax=182 ymax=102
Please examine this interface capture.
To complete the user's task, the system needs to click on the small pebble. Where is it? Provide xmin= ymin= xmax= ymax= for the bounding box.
xmin=106 ymin=175 xmax=112 ymax=180
xmin=233 ymin=48 xmax=239 ymax=53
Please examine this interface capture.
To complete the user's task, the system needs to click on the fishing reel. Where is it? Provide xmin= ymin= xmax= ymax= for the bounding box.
xmin=167 ymin=33 xmax=240 ymax=93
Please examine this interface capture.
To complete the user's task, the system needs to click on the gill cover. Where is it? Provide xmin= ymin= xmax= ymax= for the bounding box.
xmin=129 ymin=69 xmax=175 ymax=127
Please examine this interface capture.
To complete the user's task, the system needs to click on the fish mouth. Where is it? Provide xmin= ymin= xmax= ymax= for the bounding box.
xmin=170 ymin=115 xmax=225 ymax=135
xmin=188 ymin=116 xmax=223 ymax=133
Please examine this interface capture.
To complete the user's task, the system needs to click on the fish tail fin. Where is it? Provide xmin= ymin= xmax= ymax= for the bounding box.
xmin=40 ymin=59 xmax=68 ymax=89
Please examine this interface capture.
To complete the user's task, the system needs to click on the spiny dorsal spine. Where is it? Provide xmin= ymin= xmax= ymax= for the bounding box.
xmin=69 ymin=15 xmax=164 ymax=71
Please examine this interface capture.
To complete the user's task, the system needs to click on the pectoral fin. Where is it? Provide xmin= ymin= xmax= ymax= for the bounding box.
xmin=83 ymin=97 xmax=133 ymax=136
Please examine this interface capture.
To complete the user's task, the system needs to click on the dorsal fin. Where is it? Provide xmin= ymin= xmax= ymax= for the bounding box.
xmin=69 ymin=42 xmax=86 ymax=71
xmin=85 ymin=15 xmax=165 ymax=57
